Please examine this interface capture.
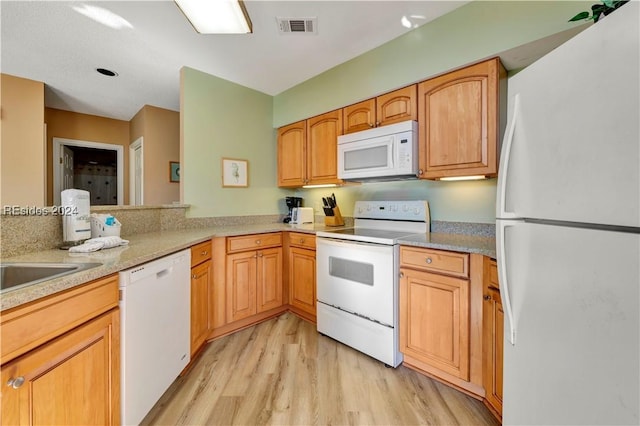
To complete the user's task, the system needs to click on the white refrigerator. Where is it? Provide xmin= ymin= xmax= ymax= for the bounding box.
xmin=496 ymin=3 xmax=639 ymax=425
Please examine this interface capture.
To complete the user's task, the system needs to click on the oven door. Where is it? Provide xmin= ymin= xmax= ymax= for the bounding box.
xmin=316 ymin=237 xmax=396 ymax=326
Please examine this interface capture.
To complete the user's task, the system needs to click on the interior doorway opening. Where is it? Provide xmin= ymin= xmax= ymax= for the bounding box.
xmin=53 ymin=137 xmax=124 ymax=206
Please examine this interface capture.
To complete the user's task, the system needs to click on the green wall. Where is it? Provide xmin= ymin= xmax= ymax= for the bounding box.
xmin=182 ymin=1 xmax=591 ymax=222
xmin=273 ymin=1 xmax=591 ymax=127
xmin=181 ymin=67 xmax=289 ymax=217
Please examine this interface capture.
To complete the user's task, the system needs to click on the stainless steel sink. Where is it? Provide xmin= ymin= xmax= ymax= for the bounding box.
xmin=0 ymin=262 xmax=102 ymax=293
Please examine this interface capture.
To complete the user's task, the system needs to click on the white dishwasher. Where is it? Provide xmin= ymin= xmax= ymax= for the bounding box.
xmin=119 ymin=249 xmax=191 ymax=425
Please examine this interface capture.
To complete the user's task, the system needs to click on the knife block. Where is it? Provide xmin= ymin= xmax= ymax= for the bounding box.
xmin=324 ymin=206 xmax=345 ymax=227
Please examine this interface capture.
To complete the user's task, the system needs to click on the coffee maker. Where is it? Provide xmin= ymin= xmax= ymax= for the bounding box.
xmin=283 ymin=196 xmax=303 ymax=223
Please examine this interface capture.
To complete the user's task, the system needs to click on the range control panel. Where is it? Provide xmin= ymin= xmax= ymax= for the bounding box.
xmin=353 ymin=200 xmax=430 ymax=222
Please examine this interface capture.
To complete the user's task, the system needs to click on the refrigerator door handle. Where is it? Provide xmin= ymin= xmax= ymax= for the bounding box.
xmin=496 ymin=93 xmax=520 ymax=220
xmin=497 ymin=219 xmax=517 ymax=345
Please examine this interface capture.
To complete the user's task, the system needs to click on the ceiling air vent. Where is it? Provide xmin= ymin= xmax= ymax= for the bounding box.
xmin=277 ymin=17 xmax=317 ymax=34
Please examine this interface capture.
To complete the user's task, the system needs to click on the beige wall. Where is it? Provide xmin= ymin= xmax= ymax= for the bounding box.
xmin=1 ymin=74 xmax=46 ymax=206
xmin=130 ymin=105 xmax=180 ymax=205
xmin=44 ymin=108 xmax=130 ymax=205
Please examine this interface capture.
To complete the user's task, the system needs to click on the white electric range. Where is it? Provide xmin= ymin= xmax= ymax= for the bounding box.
xmin=315 ymin=200 xmax=430 ymax=367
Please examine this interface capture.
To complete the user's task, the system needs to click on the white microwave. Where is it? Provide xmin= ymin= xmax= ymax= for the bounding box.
xmin=337 ymin=120 xmax=418 ymax=181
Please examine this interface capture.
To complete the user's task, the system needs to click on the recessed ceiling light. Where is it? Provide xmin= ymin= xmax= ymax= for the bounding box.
xmin=97 ymin=68 xmax=118 ymax=77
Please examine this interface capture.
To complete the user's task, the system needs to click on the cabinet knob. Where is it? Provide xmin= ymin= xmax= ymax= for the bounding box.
xmin=375 ymin=121 xmax=380 ymax=127
xmin=192 ymin=274 xmax=197 ymax=279
xmin=484 ymin=294 xmax=492 ymax=301
xmin=418 ymin=169 xmax=424 ymax=176
xmin=425 ymin=257 xmax=432 ymax=264
xmin=7 ymin=376 xmax=25 ymax=389
xmin=299 ymin=238 xmax=305 ymax=244
xmin=399 ymin=272 xmax=404 ymax=278
xmin=258 ymin=252 xmax=263 ymax=257
xmin=201 ymin=250 xmax=208 ymax=256
xmin=255 ymin=240 xmax=261 ymax=245
xmin=369 ymin=123 xmax=375 ymax=128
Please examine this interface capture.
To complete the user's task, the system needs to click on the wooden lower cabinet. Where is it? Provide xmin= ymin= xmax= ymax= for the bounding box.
xmin=288 ymin=246 xmax=316 ymax=320
xmin=190 ymin=259 xmax=212 ymax=356
xmin=483 ymin=257 xmax=503 ymax=420
xmin=399 ymin=246 xmax=484 ymax=398
xmin=400 ymin=268 xmax=470 ymax=380
xmin=190 ymin=240 xmax=213 ymax=357
xmin=226 ymin=247 xmax=283 ymax=323
xmin=1 ymin=309 xmax=120 ymax=426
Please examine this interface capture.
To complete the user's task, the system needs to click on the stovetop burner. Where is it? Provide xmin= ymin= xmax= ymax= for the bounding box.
xmin=316 ymin=200 xmax=430 ymax=245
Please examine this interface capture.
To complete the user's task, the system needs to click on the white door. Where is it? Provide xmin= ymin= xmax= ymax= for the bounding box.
xmin=499 ymin=220 xmax=639 ymax=425
xmin=62 ymin=145 xmax=74 ymax=190
xmin=499 ymin=5 xmax=639 ymax=227
xmin=129 ymin=137 xmax=143 ymax=205
xmin=316 ymin=238 xmax=395 ymax=326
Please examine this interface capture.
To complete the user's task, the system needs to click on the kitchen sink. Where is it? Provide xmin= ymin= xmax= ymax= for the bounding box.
xmin=0 ymin=262 xmax=102 ymax=293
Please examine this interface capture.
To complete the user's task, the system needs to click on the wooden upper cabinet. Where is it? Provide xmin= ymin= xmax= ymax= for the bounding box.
xmin=306 ymin=109 xmax=343 ymax=185
xmin=418 ymin=58 xmax=505 ymax=179
xmin=376 ymin=85 xmax=417 ymax=127
xmin=343 ymin=98 xmax=376 ymax=134
xmin=277 ymin=121 xmax=306 ymax=187
xmin=343 ymin=85 xmax=417 ymax=134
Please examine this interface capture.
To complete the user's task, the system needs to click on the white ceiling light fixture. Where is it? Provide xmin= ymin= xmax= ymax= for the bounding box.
xmin=174 ymin=0 xmax=252 ymax=34
xmin=71 ymin=4 xmax=133 ymax=30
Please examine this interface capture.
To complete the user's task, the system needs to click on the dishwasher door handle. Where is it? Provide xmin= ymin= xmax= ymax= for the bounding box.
xmin=156 ymin=267 xmax=172 ymax=279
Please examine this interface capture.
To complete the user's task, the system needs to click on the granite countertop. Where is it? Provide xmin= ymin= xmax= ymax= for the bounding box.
xmin=1 ymin=223 xmax=495 ymax=312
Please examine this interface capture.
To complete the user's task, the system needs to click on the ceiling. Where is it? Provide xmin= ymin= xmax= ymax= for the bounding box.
xmin=1 ymin=1 xmax=586 ymax=122
xmin=1 ymin=1 xmax=472 ymax=121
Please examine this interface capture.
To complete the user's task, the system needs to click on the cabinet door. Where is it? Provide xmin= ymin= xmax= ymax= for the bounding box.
xmin=376 ymin=85 xmax=417 ymax=127
xmin=418 ymin=58 xmax=504 ymax=179
xmin=288 ymin=247 xmax=316 ymax=317
xmin=400 ymin=268 xmax=470 ymax=380
xmin=191 ymin=260 xmax=211 ymax=356
xmin=483 ymin=258 xmax=503 ymax=418
xmin=343 ymin=98 xmax=376 ymax=134
xmin=306 ymin=109 xmax=343 ymax=185
xmin=1 ymin=310 xmax=119 ymax=426
xmin=277 ymin=121 xmax=306 ymax=187
xmin=226 ymin=251 xmax=257 ymax=323
xmin=256 ymin=247 xmax=283 ymax=313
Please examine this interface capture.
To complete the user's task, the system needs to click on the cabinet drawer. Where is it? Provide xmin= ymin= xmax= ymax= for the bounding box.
xmin=487 ymin=258 xmax=499 ymax=289
xmin=227 ymin=232 xmax=282 ymax=253
xmin=400 ymin=246 xmax=469 ymax=278
xmin=288 ymin=232 xmax=316 ymax=250
xmin=191 ymin=240 xmax=212 ymax=267
xmin=1 ymin=274 xmax=119 ymax=364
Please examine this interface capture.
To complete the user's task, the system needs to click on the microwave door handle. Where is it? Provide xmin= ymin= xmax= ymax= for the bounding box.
xmin=389 ymin=137 xmax=395 ymax=168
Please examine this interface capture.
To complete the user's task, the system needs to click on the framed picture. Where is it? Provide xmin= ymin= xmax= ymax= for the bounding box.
xmin=169 ymin=161 xmax=180 ymax=182
xmin=222 ymin=158 xmax=249 ymax=187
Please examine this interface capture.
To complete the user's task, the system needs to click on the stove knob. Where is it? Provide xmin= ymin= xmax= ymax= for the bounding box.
xmin=367 ymin=205 xmax=372 ymax=211
xmin=414 ymin=207 xmax=420 ymax=214
xmin=390 ymin=205 xmax=398 ymax=212
xmin=402 ymin=204 xmax=409 ymax=212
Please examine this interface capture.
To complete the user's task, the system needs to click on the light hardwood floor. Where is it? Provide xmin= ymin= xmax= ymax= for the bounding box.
xmin=143 ymin=313 xmax=499 ymax=425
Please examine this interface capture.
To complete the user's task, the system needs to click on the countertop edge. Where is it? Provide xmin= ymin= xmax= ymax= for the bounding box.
xmin=1 ymin=225 xmax=495 ymax=311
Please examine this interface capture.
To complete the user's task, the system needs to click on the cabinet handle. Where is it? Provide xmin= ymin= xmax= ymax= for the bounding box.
xmin=369 ymin=123 xmax=375 ymax=128
xmin=255 ymin=240 xmax=261 ymax=245
xmin=425 ymin=257 xmax=432 ymax=264
xmin=375 ymin=121 xmax=380 ymax=127
xmin=399 ymin=272 xmax=404 ymax=278
xmin=192 ymin=274 xmax=197 ymax=279
xmin=258 ymin=252 xmax=263 ymax=257
xmin=484 ymin=294 xmax=492 ymax=301
xmin=299 ymin=238 xmax=305 ymax=244
xmin=418 ymin=169 xmax=424 ymax=176
xmin=201 ymin=250 xmax=208 ymax=256
xmin=7 ymin=376 xmax=25 ymax=389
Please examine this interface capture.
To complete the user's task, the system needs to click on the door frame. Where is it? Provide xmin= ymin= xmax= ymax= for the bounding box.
xmin=129 ymin=137 xmax=144 ymax=205
xmin=52 ymin=137 xmax=124 ymax=205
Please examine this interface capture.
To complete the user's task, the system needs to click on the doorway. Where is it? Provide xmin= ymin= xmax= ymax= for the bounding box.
xmin=129 ymin=137 xmax=144 ymax=206
xmin=53 ymin=138 xmax=124 ymax=205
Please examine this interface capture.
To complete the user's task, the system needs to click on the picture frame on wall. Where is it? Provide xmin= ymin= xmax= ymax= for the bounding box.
xmin=169 ymin=161 xmax=180 ymax=183
xmin=221 ymin=158 xmax=249 ymax=188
